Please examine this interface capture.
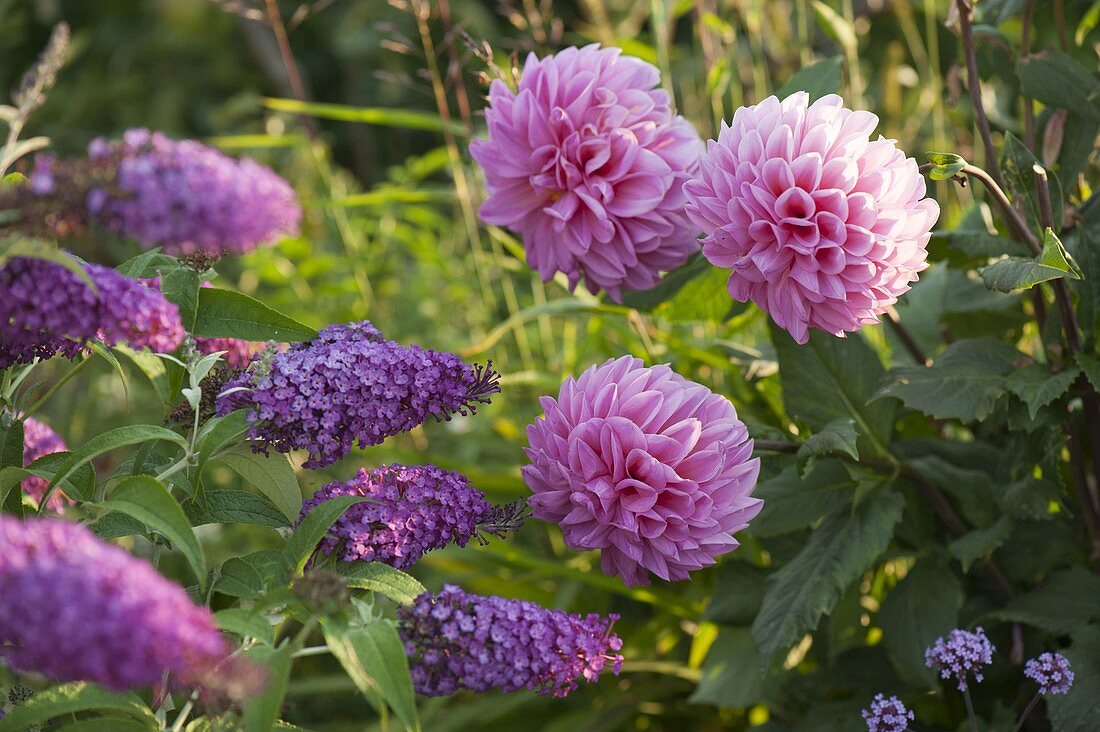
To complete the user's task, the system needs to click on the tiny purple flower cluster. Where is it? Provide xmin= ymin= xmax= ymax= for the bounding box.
xmin=924 ymin=627 xmax=995 ymax=691
xmin=0 ymin=517 xmax=256 ymax=697
xmin=397 ymin=584 xmax=623 ymax=698
xmin=861 ymin=694 xmax=913 ymax=732
xmin=87 ymin=128 xmax=301 ymax=258
xmin=218 ymin=321 xmax=500 ymax=468
xmin=20 ymin=417 xmax=70 ymax=511
xmin=1025 ymin=652 xmax=1074 ymax=695
xmin=0 ymin=256 xmax=184 ymax=369
xmin=300 ymin=464 xmax=492 ymax=569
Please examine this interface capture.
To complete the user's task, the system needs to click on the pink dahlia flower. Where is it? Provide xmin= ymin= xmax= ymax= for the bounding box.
xmin=683 ymin=93 xmax=939 ymax=344
xmin=470 ymin=45 xmax=702 ymax=300
xmin=523 ymin=356 xmax=761 ymax=587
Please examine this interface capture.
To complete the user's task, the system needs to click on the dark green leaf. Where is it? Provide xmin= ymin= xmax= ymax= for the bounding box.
xmin=990 ymin=566 xmax=1100 ymax=634
xmin=1007 ymin=363 xmax=1081 ymax=419
xmin=184 ymin=489 xmax=291 ymax=528
xmin=337 ymin=561 xmax=426 ymax=606
xmin=195 ymin=410 xmax=252 ymax=459
xmin=703 ymin=563 xmax=768 ymax=625
xmin=1001 ymin=132 xmax=1063 ymax=232
xmin=44 ymin=424 xmax=188 ymax=500
xmin=777 ymin=56 xmax=843 ymax=102
xmin=100 ymin=475 xmax=206 ymax=589
xmin=194 ymin=287 xmax=316 ymax=342
xmin=214 ymin=556 xmax=269 ymax=599
xmin=879 ymin=558 xmax=963 ymax=688
xmin=751 ymin=491 xmax=904 ymax=664
xmin=216 ymin=447 xmax=302 ymax=524
xmin=752 ymin=461 xmax=853 ymax=537
xmin=620 ymin=255 xmax=711 ymax=312
xmin=689 ymin=627 xmax=765 ymax=708
xmin=1016 ymin=51 xmax=1100 ymax=121
xmin=161 ymin=268 xmax=201 ymax=332
xmin=0 ymin=683 xmax=155 ymax=731
xmin=1048 ymin=625 xmax=1100 ymax=731
xmin=980 ymin=228 xmax=1082 ymax=292
xmin=878 ymin=338 xmax=1021 ymax=421
xmin=796 ymin=418 xmax=859 ymax=475
xmin=949 ymin=515 xmax=1013 ymax=571
xmin=284 ymin=495 xmax=369 ymax=575
xmin=114 ymin=248 xmax=176 ymax=279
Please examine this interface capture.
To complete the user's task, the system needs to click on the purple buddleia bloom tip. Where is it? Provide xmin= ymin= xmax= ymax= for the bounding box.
xmin=0 ymin=255 xmax=184 ymax=369
xmin=924 ymin=627 xmax=995 ymax=691
xmin=861 ymin=693 xmax=913 ymax=732
xmin=217 ymin=321 xmax=501 ymax=468
xmin=1025 ymin=652 xmax=1074 ymax=695
xmin=20 ymin=417 xmax=71 ymax=511
xmin=0 ymin=517 xmax=262 ymax=699
xmin=300 ymin=464 xmax=523 ymax=569
xmin=397 ymin=585 xmax=623 ymax=698
xmin=87 ymin=128 xmax=301 ymax=258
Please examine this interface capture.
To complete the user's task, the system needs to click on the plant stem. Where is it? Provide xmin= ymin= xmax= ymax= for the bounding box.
xmin=1021 ymin=0 xmax=1037 ymax=151
xmin=20 ymin=356 xmax=91 ymax=418
xmin=963 ymin=686 xmax=981 ymax=732
xmin=884 ymin=307 xmax=929 ymax=364
xmin=169 ymin=691 xmax=199 ymax=732
xmin=955 ymin=0 xmax=1005 ymax=188
xmin=1033 ymin=166 xmax=1081 ymax=352
xmin=262 ymin=0 xmax=317 ymax=138
xmin=1054 ymin=0 xmax=1069 ymax=51
xmin=1010 ymin=693 xmax=1042 ymax=732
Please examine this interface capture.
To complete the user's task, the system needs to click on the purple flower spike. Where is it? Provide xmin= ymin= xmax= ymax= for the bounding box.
xmin=924 ymin=627 xmax=995 ymax=691
xmin=397 ymin=585 xmax=623 ymax=698
xmin=20 ymin=417 xmax=71 ymax=511
xmin=0 ymin=256 xmax=184 ymax=369
xmin=300 ymin=464 xmax=522 ymax=569
xmin=861 ymin=693 xmax=913 ymax=732
xmin=1025 ymin=652 xmax=1074 ymax=696
xmin=89 ymin=128 xmax=301 ymax=258
xmin=0 ymin=517 xmax=260 ymax=699
xmin=217 ymin=321 xmax=500 ymax=468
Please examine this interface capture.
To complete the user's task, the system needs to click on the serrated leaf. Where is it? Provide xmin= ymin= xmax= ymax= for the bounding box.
xmin=184 ymin=489 xmax=290 ymax=528
xmin=949 ymin=515 xmax=1013 ymax=571
xmin=0 ymin=683 xmax=155 ymax=731
xmin=194 ymin=287 xmax=316 ymax=342
xmin=879 ymin=558 xmax=962 ymax=688
xmin=322 ymin=617 xmax=419 ymax=731
xmin=989 ymin=566 xmax=1100 ymax=634
xmin=215 ymin=607 xmax=275 ymax=645
xmin=751 ymin=460 xmax=853 ymax=537
xmin=1048 ymin=625 xmax=1100 ymax=732
xmin=1007 ymin=364 xmax=1081 ymax=419
xmin=100 ymin=475 xmax=206 ymax=589
xmin=216 ymin=447 xmax=302 ymax=524
xmin=771 ymin=324 xmax=896 ymax=455
xmin=980 ymin=228 xmax=1082 ymax=292
xmin=751 ymin=491 xmax=904 ymax=665
xmin=878 ymin=338 xmax=1021 ymax=421
xmin=337 ymin=561 xmax=426 ymax=606
xmin=777 ymin=56 xmax=843 ymax=102
xmin=1001 ymin=132 xmax=1064 ymax=233
xmin=796 ymin=418 xmax=859 ymax=476
xmin=284 ymin=495 xmax=369 ymax=575
xmin=688 ymin=627 xmax=764 ymax=708
xmin=1016 ymin=51 xmax=1100 ymax=122
xmin=214 ymin=556 xmax=269 ymax=599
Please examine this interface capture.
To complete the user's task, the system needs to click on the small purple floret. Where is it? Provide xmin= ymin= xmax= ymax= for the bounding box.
xmin=861 ymin=693 xmax=913 ymax=732
xmin=397 ymin=584 xmax=623 ymax=697
xmin=1025 ymin=652 xmax=1074 ymax=696
xmin=924 ymin=627 xmax=995 ymax=691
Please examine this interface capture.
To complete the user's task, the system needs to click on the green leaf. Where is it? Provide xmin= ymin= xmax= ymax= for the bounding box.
xmin=215 ymin=607 xmax=275 ymax=645
xmin=879 ymin=558 xmax=963 ymax=688
xmin=0 ymin=420 xmax=24 ymax=513
xmin=284 ymin=495 xmax=369 ymax=575
xmin=0 ymin=683 xmax=155 ymax=731
xmin=688 ymin=627 xmax=764 ymax=708
xmin=771 ymin=324 xmax=896 ymax=455
xmin=796 ymin=418 xmax=859 ymax=476
xmin=214 ymin=556 xmax=268 ymax=599
xmin=924 ymin=151 xmax=967 ymax=181
xmin=811 ymin=1 xmax=857 ymax=55
xmin=777 ymin=56 xmax=843 ymax=102
xmin=1001 ymin=132 xmax=1064 ymax=233
xmin=113 ymin=345 xmax=172 ymax=404
xmin=264 ymin=96 xmax=468 ymax=135
xmin=703 ymin=562 xmax=768 ymax=625
xmin=216 ymin=447 xmax=302 ymax=523
xmin=654 ymin=266 xmax=741 ymax=323
xmin=980 ymin=228 xmax=1083 ymax=292
xmin=100 ymin=475 xmax=206 ymax=589
xmin=620 ymin=255 xmax=710 ymax=312
xmin=193 ymin=287 xmax=316 ymax=342
xmin=242 ymin=643 xmax=293 ymax=732
xmin=949 ymin=515 xmax=1013 ymax=571
xmin=322 ymin=617 xmax=419 ymax=731
xmin=1048 ymin=625 xmax=1100 ymax=732
xmin=43 ymin=424 xmax=188 ymax=500
xmin=184 ymin=489 xmax=291 ymax=528
xmin=1007 ymin=363 xmax=1081 ymax=419
xmin=161 ymin=267 xmax=201 ymax=331
xmin=751 ymin=491 xmax=904 ymax=665
xmin=1016 ymin=51 xmax=1100 ymax=122
xmin=114 ymin=248 xmax=176 ymax=279
xmin=53 ymin=719 xmax=154 ymax=732
xmin=878 ymin=338 xmax=1021 ymax=421
xmin=990 ymin=566 xmax=1100 ymax=634
xmin=195 ymin=409 xmax=252 ymax=459
xmin=336 ymin=561 xmax=426 ymax=606
xmin=751 ymin=460 xmax=853 ymax=538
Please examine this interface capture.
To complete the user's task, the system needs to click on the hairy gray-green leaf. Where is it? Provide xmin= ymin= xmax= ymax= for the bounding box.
xmin=216 ymin=447 xmax=302 ymax=523
xmin=185 ymin=489 xmax=291 ymax=528
xmin=337 ymin=561 xmax=426 ymax=606
xmin=284 ymin=495 xmax=369 ymax=575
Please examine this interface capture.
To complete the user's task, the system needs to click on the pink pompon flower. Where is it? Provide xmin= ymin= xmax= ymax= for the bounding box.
xmin=470 ymin=45 xmax=702 ymax=301
xmin=21 ymin=417 xmax=71 ymax=512
xmin=684 ymin=92 xmax=939 ymax=344
xmin=523 ymin=356 xmax=761 ymax=587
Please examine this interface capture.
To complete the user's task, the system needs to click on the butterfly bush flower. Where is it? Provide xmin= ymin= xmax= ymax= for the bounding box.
xmin=924 ymin=627 xmax=995 ymax=691
xmin=861 ymin=693 xmax=913 ymax=732
xmin=523 ymin=355 xmax=761 ymax=587
xmin=683 ymin=92 xmax=939 ymax=344
xmin=470 ymin=45 xmax=702 ymax=300
xmin=0 ymin=517 xmax=258 ymax=698
xmin=218 ymin=321 xmax=500 ymax=468
xmin=0 ymin=256 xmax=184 ymax=369
xmin=20 ymin=417 xmax=71 ymax=511
xmin=85 ymin=128 xmax=301 ymax=258
xmin=397 ymin=584 xmax=623 ymax=697
xmin=300 ymin=464 xmax=523 ymax=569
xmin=1025 ymin=652 xmax=1074 ymax=695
